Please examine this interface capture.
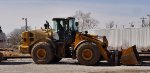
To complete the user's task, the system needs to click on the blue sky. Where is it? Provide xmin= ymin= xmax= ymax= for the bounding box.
xmin=0 ymin=0 xmax=150 ymax=34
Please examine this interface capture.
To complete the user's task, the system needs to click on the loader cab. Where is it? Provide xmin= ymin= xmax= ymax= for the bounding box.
xmin=52 ymin=17 xmax=78 ymax=43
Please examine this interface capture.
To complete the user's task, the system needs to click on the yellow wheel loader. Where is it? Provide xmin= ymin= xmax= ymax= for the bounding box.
xmin=20 ymin=17 xmax=141 ymax=66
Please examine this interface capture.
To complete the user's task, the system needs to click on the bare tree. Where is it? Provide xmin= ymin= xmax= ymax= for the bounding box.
xmin=106 ymin=21 xmax=115 ymax=29
xmin=7 ymin=26 xmax=31 ymax=48
xmin=74 ymin=10 xmax=99 ymax=31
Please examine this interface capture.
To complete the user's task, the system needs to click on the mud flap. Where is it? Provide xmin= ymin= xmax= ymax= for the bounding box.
xmin=120 ymin=45 xmax=141 ymax=65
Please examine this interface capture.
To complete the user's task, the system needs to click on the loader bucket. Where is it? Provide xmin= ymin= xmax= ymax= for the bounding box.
xmin=120 ymin=45 xmax=141 ymax=65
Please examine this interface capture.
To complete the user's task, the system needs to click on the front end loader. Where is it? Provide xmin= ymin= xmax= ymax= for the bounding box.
xmin=20 ymin=17 xmax=141 ymax=66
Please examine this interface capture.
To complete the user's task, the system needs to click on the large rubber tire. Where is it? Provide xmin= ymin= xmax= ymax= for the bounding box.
xmin=31 ymin=42 xmax=55 ymax=64
xmin=52 ymin=56 xmax=62 ymax=63
xmin=77 ymin=43 xmax=100 ymax=66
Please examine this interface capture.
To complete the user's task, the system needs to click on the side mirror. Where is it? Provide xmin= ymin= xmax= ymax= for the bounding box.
xmin=75 ymin=22 xmax=79 ymax=27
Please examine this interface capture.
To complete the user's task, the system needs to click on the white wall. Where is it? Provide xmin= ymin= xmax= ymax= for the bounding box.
xmin=88 ymin=27 xmax=150 ymax=51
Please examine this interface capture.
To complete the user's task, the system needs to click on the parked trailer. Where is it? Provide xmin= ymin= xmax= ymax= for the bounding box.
xmin=0 ymin=48 xmax=31 ymax=62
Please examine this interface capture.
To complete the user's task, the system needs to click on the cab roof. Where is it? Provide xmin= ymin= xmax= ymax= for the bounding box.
xmin=52 ymin=18 xmax=65 ymax=20
xmin=52 ymin=17 xmax=75 ymax=21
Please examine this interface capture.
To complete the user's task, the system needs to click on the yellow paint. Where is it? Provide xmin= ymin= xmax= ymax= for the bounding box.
xmin=20 ymin=29 xmax=53 ymax=54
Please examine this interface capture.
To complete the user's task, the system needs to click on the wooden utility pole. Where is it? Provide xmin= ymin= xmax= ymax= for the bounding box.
xmin=147 ymin=15 xmax=150 ymax=27
xmin=140 ymin=17 xmax=146 ymax=27
xmin=123 ymin=25 xmax=125 ymax=28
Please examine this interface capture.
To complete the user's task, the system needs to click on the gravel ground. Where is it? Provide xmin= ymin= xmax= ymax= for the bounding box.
xmin=0 ymin=58 xmax=150 ymax=73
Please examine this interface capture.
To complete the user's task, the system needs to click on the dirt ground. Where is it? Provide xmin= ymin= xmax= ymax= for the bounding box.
xmin=0 ymin=58 xmax=150 ymax=73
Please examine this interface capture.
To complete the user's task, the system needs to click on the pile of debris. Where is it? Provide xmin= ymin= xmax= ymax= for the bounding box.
xmin=0 ymin=48 xmax=30 ymax=57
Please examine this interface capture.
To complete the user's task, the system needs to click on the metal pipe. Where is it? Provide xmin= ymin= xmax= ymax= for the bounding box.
xmin=147 ymin=15 xmax=150 ymax=27
xmin=25 ymin=18 xmax=27 ymax=31
xmin=22 ymin=18 xmax=28 ymax=31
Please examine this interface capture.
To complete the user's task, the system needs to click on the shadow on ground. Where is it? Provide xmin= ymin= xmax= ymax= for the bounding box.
xmin=54 ymin=60 xmax=150 ymax=66
xmin=0 ymin=62 xmax=32 ymax=65
xmin=0 ymin=59 xmax=32 ymax=65
xmin=53 ymin=61 xmax=118 ymax=66
xmin=1 ymin=58 xmax=150 ymax=66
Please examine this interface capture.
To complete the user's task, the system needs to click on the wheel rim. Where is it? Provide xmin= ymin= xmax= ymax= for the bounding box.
xmin=82 ymin=49 xmax=93 ymax=60
xmin=37 ymin=48 xmax=46 ymax=59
